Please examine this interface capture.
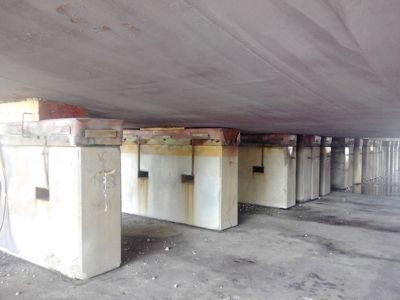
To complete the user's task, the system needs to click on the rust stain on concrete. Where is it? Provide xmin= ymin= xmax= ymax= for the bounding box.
xmin=121 ymin=22 xmax=140 ymax=32
xmin=69 ymin=16 xmax=81 ymax=24
xmin=56 ymin=4 xmax=82 ymax=24
xmin=100 ymin=25 xmax=111 ymax=32
xmin=183 ymin=182 xmax=194 ymax=225
xmin=141 ymin=145 xmax=192 ymax=156
xmin=139 ymin=144 xmax=238 ymax=157
xmin=56 ymin=4 xmax=67 ymax=15
xmin=138 ymin=178 xmax=148 ymax=215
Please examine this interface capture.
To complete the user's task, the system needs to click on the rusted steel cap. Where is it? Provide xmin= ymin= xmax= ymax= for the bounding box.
xmin=0 ymin=118 xmax=123 ymax=146
xmin=240 ymin=133 xmax=296 ymax=146
xmin=362 ymin=138 xmax=373 ymax=147
xmin=373 ymin=139 xmax=382 ymax=147
xmin=297 ymin=135 xmax=321 ymax=147
xmin=123 ymin=127 xmax=240 ymax=146
xmin=321 ymin=137 xmax=332 ymax=147
xmin=332 ymin=137 xmax=355 ymax=147
xmin=354 ymin=138 xmax=364 ymax=149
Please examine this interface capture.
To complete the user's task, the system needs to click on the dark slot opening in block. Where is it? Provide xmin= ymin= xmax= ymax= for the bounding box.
xmin=138 ymin=170 xmax=149 ymax=178
xmin=36 ymin=187 xmax=49 ymax=201
xmin=252 ymin=166 xmax=265 ymax=173
xmin=181 ymin=174 xmax=195 ymax=183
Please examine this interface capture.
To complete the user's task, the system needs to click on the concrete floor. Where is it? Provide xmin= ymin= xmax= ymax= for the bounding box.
xmin=1 ymin=191 xmax=400 ymax=300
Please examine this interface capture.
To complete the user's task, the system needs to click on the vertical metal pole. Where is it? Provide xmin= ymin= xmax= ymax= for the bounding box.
xmin=191 ymin=140 xmax=195 ymax=177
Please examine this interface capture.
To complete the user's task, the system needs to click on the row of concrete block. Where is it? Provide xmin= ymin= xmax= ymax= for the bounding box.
xmin=1 ymin=117 xmax=399 ymax=280
xmin=120 ymin=131 xmax=400 ymax=229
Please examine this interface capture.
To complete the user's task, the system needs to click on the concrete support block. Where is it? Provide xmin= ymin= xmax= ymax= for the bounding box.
xmin=331 ymin=138 xmax=354 ymax=189
xmin=311 ymin=145 xmax=321 ymax=199
xmin=369 ymin=140 xmax=376 ymax=179
xmin=296 ymin=135 xmax=321 ymax=202
xmin=0 ymin=98 xmax=86 ymax=122
xmin=121 ymin=128 xmax=239 ymax=231
xmin=395 ymin=141 xmax=400 ymax=171
xmin=362 ymin=139 xmax=374 ymax=181
xmin=389 ymin=140 xmax=400 ymax=174
xmin=0 ymin=118 xmax=122 ymax=279
xmin=390 ymin=141 xmax=397 ymax=173
xmin=372 ymin=140 xmax=378 ymax=178
xmin=374 ymin=140 xmax=383 ymax=178
xmin=380 ymin=141 xmax=385 ymax=176
xmin=353 ymin=139 xmax=363 ymax=184
xmin=381 ymin=140 xmax=388 ymax=176
xmin=239 ymin=134 xmax=297 ymax=209
xmin=392 ymin=141 xmax=396 ymax=172
xmin=296 ymin=146 xmax=312 ymax=202
xmin=319 ymin=137 xmax=332 ymax=196
xmin=386 ymin=141 xmax=392 ymax=174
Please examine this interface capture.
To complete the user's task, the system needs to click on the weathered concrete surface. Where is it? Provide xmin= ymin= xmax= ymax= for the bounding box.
xmin=121 ymin=128 xmax=239 ymax=231
xmin=319 ymin=138 xmax=331 ymax=196
xmin=296 ymin=146 xmax=312 ymax=202
xmin=0 ymin=1 xmax=400 ymax=137
xmin=362 ymin=139 xmax=374 ymax=181
xmin=239 ymin=145 xmax=296 ymax=209
xmin=1 ymin=191 xmax=400 ymax=299
xmin=0 ymin=118 xmax=123 ymax=279
xmin=0 ymin=146 xmax=121 ymax=279
xmin=239 ymin=134 xmax=297 ymax=209
xmin=296 ymin=135 xmax=320 ymax=202
xmin=331 ymin=138 xmax=354 ymax=189
xmin=353 ymin=173 xmax=400 ymax=197
xmin=310 ymin=146 xmax=320 ymax=199
xmin=353 ymin=139 xmax=363 ymax=184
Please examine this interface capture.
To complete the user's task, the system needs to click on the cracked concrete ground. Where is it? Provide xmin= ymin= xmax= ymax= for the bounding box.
xmin=1 ymin=191 xmax=399 ymax=299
